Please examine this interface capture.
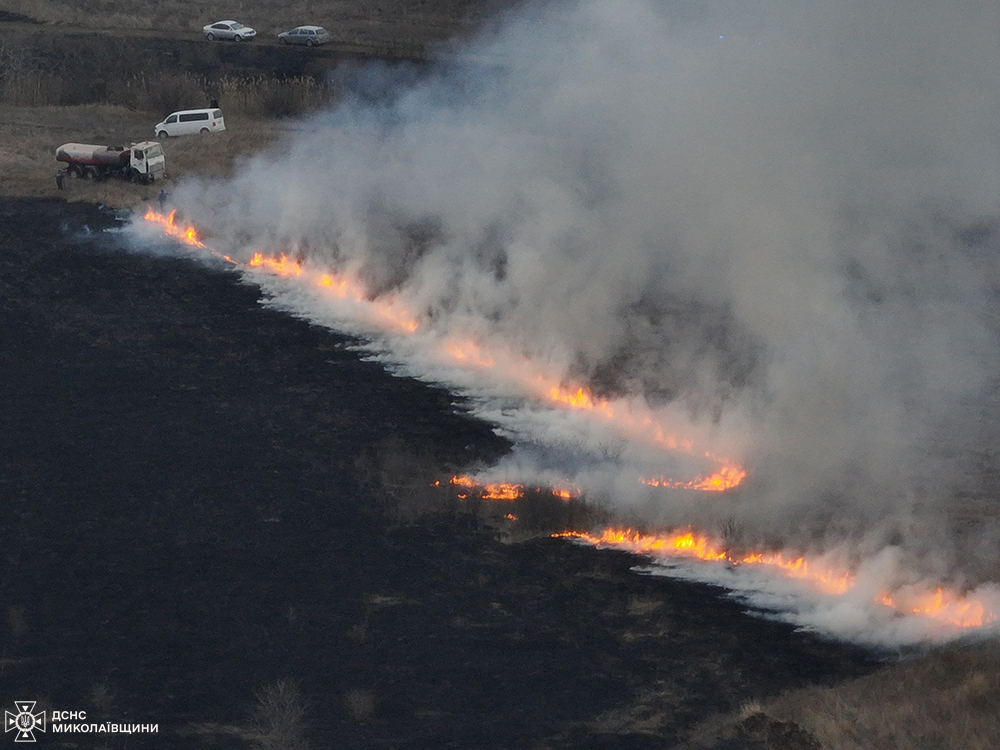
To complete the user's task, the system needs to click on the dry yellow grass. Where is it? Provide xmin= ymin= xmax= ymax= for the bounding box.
xmin=767 ymin=641 xmax=1000 ymax=750
xmin=0 ymin=103 xmax=290 ymax=206
xmin=683 ymin=639 xmax=1000 ymax=750
xmin=0 ymin=103 xmax=155 ymax=200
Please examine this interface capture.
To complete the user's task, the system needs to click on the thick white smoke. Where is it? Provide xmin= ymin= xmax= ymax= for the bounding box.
xmin=165 ymin=0 xmax=1000 ymax=604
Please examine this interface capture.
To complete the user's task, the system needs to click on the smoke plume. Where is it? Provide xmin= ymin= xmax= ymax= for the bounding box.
xmin=162 ymin=0 xmax=1000 ymax=636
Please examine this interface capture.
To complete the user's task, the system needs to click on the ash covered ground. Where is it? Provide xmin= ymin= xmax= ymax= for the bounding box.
xmin=0 ymin=198 xmax=877 ymax=748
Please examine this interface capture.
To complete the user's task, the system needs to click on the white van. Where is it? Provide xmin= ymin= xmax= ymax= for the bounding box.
xmin=154 ymin=109 xmax=226 ymax=138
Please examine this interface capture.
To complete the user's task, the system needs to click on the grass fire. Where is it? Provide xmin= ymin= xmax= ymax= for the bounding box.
xmin=11 ymin=0 xmax=1000 ymax=747
xmin=138 ymin=206 xmax=1000 ymax=647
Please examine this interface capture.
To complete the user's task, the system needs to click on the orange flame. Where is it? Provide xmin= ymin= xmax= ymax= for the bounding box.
xmin=449 ymin=476 xmax=525 ymax=501
xmin=641 ymin=464 xmax=747 ymax=492
xmin=880 ymin=588 xmax=995 ymax=629
xmin=558 ymin=528 xmax=999 ymax=628
xmin=249 ymin=252 xmax=302 ymax=276
xmin=141 ymin=212 xmax=418 ymax=334
xmin=558 ymin=528 xmax=852 ymax=595
xmin=450 ymin=476 xmax=580 ymax=500
xmin=449 ymin=477 xmax=582 ymax=502
xmin=551 ymin=385 xmax=599 ymax=410
xmin=143 ymin=208 xmax=205 ymax=248
xmin=560 ymin=528 xmax=727 ymax=562
xmin=482 ymin=483 xmax=525 ymax=501
xmin=142 ymin=208 xmax=237 ymax=262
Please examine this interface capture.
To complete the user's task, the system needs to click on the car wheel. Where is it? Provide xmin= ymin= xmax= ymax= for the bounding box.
xmin=206 ymin=32 xmax=215 ymax=40
xmin=83 ymin=166 xmax=100 ymax=181
xmin=157 ymin=130 xmax=168 ymax=139
xmin=67 ymin=164 xmax=82 ymax=178
xmin=234 ymin=34 xmax=243 ymax=41
xmin=305 ymin=39 xmax=314 ymax=47
xmin=200 ymin=128 xmax=210 ymax=134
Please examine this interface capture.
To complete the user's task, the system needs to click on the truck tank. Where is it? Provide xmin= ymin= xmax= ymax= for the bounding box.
xmin=55 ymin=144 xmax=130 ymax=167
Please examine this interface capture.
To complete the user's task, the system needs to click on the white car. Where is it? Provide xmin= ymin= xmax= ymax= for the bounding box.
xmin=203 ymin=20 xmax=256 ymax=41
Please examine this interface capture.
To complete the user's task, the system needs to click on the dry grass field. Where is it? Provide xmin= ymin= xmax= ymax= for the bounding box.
xmin=681 ymin=638 xmax=1000 ymax=750
xmin=0 ymin=103 xmax=288 ymax=203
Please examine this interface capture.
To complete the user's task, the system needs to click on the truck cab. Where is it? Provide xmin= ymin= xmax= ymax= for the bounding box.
xmin=130 ymin=141 xmax=166 ymax=182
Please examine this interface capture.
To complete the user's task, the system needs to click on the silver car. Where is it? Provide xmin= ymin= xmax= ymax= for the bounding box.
xmin=203 ymin=20 xmax=257 ymax=41
xmin=277 ymin=25 xmax=331 ymax=47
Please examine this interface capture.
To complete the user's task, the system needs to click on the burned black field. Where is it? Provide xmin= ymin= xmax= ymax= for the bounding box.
xmin=0 ymin=198 xmax=877 ymax=749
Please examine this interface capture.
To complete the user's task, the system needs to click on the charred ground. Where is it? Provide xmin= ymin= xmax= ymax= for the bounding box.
xmin=0 ymin=199 xmax=880 ymax=749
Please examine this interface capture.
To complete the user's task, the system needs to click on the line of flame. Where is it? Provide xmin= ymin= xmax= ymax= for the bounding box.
xmin=450 ymin=475 xmax=523 ymax=500
xmin=143 ymin=207 xmax=205 ymax=247
xmin=142 ymin=208 xmax=744 ymax=491
xmin=879 ymin=588 xmax=994 ymax=629
xmin=144 ymin=209 xmax=998 ymax=636
xmin=641 ymin=465 xmax=748 ymax=492
xmin=142 ymin=208 xmax=239 ymax=264
xmin=448 ymin=475 xmax=580 ymax=502
xmin=249 ymin=252 xmax=303 ymax=276
xmin=556 ymin=529 xmax=997 ymax=629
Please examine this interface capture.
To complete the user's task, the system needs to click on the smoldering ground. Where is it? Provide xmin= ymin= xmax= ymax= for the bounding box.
xmin=154 ymin=0 xmax=1000 ymax=618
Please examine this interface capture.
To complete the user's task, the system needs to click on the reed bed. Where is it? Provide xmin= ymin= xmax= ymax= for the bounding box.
xmin=0 ymin=64 xmax=338 ymax=118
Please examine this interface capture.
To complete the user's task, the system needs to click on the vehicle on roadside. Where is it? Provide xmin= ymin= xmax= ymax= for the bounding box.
xmin=56 ymin=141 xmax=166 ymax=183
xmin=203 ymin=20 xmax=256 ymax=41
xmin=154 ymin=109 xmax=226 ymax=138
xmin=277 ymin=25 xmax=331 ymax=46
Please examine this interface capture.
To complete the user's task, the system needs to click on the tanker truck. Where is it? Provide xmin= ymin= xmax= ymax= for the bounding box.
xmin=55 ymin=141 xmax=166 ymax=183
